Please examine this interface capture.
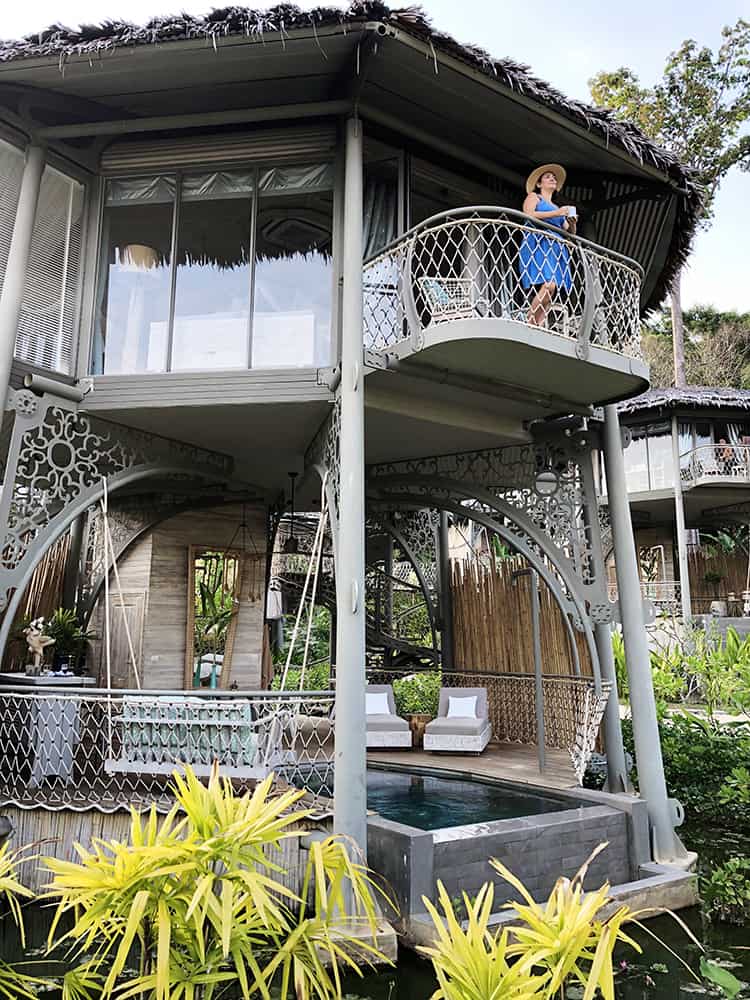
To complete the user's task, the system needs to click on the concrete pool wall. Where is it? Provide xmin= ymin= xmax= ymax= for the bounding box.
xmin=365 ymin=767 xmax=695 ymax=940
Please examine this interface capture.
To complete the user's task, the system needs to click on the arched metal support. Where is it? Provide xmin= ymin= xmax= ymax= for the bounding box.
xmin=0 ymin=389 xmax=233 ymax=652
xmin=370 ymin=491 xmax=603 ymax=695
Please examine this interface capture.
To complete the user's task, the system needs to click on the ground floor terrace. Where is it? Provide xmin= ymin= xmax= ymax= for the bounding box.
xmin=0 ymin=366 xmax=696 ymax=904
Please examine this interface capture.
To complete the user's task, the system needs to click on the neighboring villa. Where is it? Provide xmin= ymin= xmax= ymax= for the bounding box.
xmin=0 ymin=2 xmax=703 ymax=921
xmin=602 ymin=387 xmax=750 ymax=620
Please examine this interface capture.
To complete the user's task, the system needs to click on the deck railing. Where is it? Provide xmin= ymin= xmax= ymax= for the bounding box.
xmin=363 ymin=206 xmax=644 ymax=361
xmin=680 ymin=444 xmax=750 ymax=489
xmin=0 ymin=686 xmax=334 ymax=812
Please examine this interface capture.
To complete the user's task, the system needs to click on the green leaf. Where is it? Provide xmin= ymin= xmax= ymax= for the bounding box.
xmin=700 ymin=958 xmax=743 ymax=998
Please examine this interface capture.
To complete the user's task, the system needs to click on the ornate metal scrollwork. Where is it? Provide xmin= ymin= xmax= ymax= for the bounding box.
xmin=0 ymin=391 xmax=233 ymax=636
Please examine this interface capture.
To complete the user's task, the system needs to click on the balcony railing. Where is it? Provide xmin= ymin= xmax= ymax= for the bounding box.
xmin=363 ymin=206 xmax=644 ymax=361
xmin=681 ymin=444 xmax=750 ymax=489
xmin=0 ymin=685 xmax=334 ymax=812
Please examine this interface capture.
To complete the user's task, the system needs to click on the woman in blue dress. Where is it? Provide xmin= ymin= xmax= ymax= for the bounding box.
xmin=519 ymin=163 xmax=576 ymax=327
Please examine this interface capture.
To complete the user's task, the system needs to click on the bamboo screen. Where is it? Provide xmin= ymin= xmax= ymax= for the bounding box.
xmin=1 ymin=532 xmax=71 ymax=671
xmin=451 ymin=557 xmax=592 ymax=677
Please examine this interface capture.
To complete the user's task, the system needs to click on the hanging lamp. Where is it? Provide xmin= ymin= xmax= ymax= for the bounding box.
xmin=283 ymin=472 xmax=300 ymax=554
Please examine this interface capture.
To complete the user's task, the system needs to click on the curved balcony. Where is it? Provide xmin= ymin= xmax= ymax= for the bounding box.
xmin=363 ymin=207 xmax=647 ymax=406
xmin=681 ymin=444 xmax=750 ymax=490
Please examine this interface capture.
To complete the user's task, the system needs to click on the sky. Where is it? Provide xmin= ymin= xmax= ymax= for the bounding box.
xmin=1 ymin=0 xmax=748 ymax=313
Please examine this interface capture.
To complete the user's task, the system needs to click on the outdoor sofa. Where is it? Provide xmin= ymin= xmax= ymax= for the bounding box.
xmin=423 ymin=686 xmax=492 ymax=753
xmin=365 ymin=684 xmax=412 ymax=749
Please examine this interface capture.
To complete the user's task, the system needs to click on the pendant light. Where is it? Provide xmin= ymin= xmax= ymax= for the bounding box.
xmin=283 ymin=472 xmax=300 ymax=554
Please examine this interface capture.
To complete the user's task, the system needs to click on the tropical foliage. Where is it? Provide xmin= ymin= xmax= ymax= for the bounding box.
xmin=702 ymin=857 xmax=750 ymax=925
xmin=420 ymin=845 xmax=711 ymax=1000
xmin=19 ymin=767 xmax=391 ymax=1000
xmin=392 ymin=672 xmax=441 ymax=717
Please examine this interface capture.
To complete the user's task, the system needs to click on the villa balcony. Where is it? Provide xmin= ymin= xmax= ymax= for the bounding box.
xmin=363 ymin=207 xmax=648 ymax=407
xmin=680 ymin=444 xmax=750 ymax=490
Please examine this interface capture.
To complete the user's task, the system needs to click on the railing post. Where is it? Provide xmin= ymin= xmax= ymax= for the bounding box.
xmin=575 ymin=242 xmax=595 ymax=360
xmin=671 ymin=417 xmax=692 ymax=623
xmin=333 ymin=116 xmax=368 ymax=856
xmin=0 ymin=144 xmax=45 ymax=416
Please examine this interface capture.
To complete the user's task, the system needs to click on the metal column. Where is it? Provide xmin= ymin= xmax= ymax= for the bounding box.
xmin=671 ymin=416 xmax=692 ymax=622
xmin=62 ymin=514 xmax=86 ymax=610
xmin=580 ymin=448 xmax=629 ymax=791
xmin=603 ymin=405 xmax=686 ymax=863
xmin=0 ymin=144 xmax=45 ymax=416
xmin=438 ymin=511 xmax=454 ymax=671
xmin=333 ymin=117 xmax=367 ymax=854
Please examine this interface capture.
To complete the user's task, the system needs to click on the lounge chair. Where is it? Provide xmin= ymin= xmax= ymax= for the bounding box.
xmin=365 ymin=684 xmax=411 ymax=749
xmin=423 ymin=687 xmax=491 ymax=753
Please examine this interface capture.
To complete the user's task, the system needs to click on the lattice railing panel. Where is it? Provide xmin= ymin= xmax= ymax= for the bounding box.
xmin=0 ymin=687 xmax=335 ymax=812
xmin=681 ymin=444 xmax=750 ymax=489
xmin=362 ymin=207 xmax=643 ymax=360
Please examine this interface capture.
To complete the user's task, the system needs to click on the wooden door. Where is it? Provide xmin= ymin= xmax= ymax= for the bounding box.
xmin=98 ymin=592 xmax=145 ymax=689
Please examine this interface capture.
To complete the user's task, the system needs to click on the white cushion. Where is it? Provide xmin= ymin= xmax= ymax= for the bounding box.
xmin=366 ymin=692 xmax=391 ymax=716
xmin=447 ymin=695 xmax=477 ymax=719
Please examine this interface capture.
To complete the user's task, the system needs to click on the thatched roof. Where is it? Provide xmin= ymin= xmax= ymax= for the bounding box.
xmin=0 ymin=2 xmax=702 ymax=309
xmin=618 ymin=386 xmax=750 ymax=417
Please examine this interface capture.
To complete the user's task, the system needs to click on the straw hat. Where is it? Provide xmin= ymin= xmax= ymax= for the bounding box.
xmin=525 ymin=163 xmax=566 ymax=195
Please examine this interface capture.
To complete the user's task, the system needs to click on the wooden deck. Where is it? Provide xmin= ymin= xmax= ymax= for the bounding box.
xmin=367 ymin=742 xmax=578 ymax=791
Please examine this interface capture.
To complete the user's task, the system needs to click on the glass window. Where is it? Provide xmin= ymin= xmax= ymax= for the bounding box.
xmin=364 ymin=143 xmax=399 ymax=258
xmin=171 ymin=171 xmax=253 ymax=371
xmin=624 ymin=426 xmax=649 ymax=493
xmin=646 ymin=421 xmax=673 ymax=489
xmin=95 ymin=176 xmax=175 ymax=375
xmin=252 ymin=180 xmax=333 ymax=368
xmin=94 ymin=163 xmax=334 ymax=374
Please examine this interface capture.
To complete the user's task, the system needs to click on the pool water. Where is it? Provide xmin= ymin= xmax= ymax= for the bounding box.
xmin=366 ymin=768 xmax=572 ymax=829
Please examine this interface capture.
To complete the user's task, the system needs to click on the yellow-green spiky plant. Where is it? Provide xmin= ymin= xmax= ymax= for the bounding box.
xmin=421 ymin=844 xmax=702 ymax=1000
xmin=0 ymin=841 xmax=42 ymax=1000
xmin=43 ymin=766 xmax=393 ymax=1000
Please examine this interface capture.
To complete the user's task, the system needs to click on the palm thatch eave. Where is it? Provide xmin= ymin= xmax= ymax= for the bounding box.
xmin=0 ymin=2 xmax=702 ymax=311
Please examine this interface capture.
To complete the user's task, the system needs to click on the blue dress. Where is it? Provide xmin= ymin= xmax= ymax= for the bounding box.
xmin=518 ymin=198 xmax=572 ymax=291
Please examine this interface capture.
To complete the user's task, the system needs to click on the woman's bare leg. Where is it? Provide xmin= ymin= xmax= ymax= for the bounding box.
xmin=527 ymin=282 xmax=557 ymax=326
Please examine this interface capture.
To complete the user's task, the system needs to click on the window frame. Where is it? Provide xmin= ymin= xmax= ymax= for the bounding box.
xmin=89 ymin=155 xmax=337 ymax=377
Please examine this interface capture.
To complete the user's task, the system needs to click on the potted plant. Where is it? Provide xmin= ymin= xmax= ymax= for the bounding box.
xmin=393 ymin=671 xmax=441 ymax=748
xmin=45 ymin=609 xmax=97 ymax=674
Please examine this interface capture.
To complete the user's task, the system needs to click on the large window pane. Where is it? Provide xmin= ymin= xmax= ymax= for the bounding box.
xmin=95 ymin=176 xmax=175 ymax=374
xmin=624 ymin=426 xmax=649 ymax=492
xmin=252 ymin=182 xmax=333 ymax=368
xmin=171 ymin=171 xmax=253 ymax=371
xmin=646 ymin=421 xmax=673 ymax=489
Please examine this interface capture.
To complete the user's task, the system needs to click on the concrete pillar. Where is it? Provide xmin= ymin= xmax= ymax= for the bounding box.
xmin=593 ymin=623 xmax=629 ymax=792
xmin=603 ymin=405 xmax=686 ymax=863
xmin=671 ymin=416 xmax=692 ymax=622
xmin=333 ymin=117 xmax=367 ymax=854
xmin=581 ymin=445 xmax=629 ymax=791
xmin=438 ymin=511 xmax=454 ymax=671
xmin=0 ymin=144 xmax=45 ymax=416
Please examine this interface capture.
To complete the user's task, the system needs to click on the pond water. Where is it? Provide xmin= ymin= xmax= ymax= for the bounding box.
xmin=366 ymin=768 xmax=572 ymax=829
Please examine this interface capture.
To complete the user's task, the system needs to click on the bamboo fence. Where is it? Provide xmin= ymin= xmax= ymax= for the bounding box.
xmin=451 ymin=557 xmax=592 ymax=677
xmin=1 ymin=533 xmax=71 ymax=671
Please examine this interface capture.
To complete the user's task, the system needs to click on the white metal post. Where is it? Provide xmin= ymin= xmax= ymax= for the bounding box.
xmin=333 ymin=117 xmax=367 ymax=855
xmin=603 ymin=405 xmax=687 ymax=863
xmin=671 ymin=416 xmax=692 ymax=622
xmin=0 ymin=144 xmax=45 ymax=416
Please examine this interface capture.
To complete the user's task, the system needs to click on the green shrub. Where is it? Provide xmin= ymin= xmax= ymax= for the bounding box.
xmin=623 ymin=714 xmax=750 ymax=829
xmin=392 ymin=672 xmax=441 ymax=716
xmin=702 ymin=857 xmax=750 ymax=924
xmin=272 ymin=661 xmax=331 ymax=691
